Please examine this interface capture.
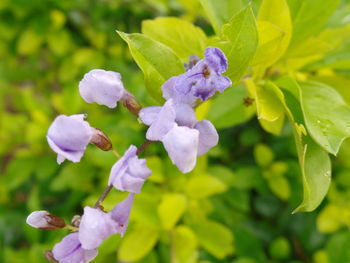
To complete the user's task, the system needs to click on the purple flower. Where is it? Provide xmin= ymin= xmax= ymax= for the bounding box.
xmin=79 ymin=194 xmax=134 ymax=249
xmin=139 ymin=99 xmax=218 ymax=173
xmin=79 ymin=69 xmax=125 ymax=108
xmin=161 ymin=76 xmax=197 ymax=106
xmin=162 ymin=125 xmax=199 ymax=173
xmin=108 ymin=146 xmax=152 ymax=193
xmin=78 ymin=207 xmax=117 ymax=250
xmin=109 ymin=193 xmax=134 ymax=236
xmin=52 ymin=233 xmax=98 ymax=263
xmin=26 ymin=211 xmax=66 ymax=230
xmin=170 ymin=47 xmax=231 ymax=101
xmin=47 ymin=114 xmax=93 ymax=164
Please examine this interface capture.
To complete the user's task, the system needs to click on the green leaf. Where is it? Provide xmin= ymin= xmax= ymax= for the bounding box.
xmin=17 ymin=29 xmax=43 ymax=56
xmin=219 ymin=5 xmax=258 ymax=84
xmin=254 ymin=144 xmax=274 ymax=167
xmin=186 ymin=175 xmax=227 ymax=199
xmin=233 ymin=226 xmax=266 ymax=261
xmin=192 ymin=220 xmax=234 ymax=259
xmin=246 ymin=79 xmax=285 ymax=135
xmin=157 ymin=193 xmax=187 ymax=230
xmin=252 ymin=0 xmax=292 ymax=68
xmin=273 ymin=78 xmax=331 ymax=212
xmin=298 ymin=81 xmax=350 ymax=155
xmin=117 ymin=31 xmax=184 ymax=102
xmin=142 ymin=17 xmax=207 ymax=61
xmin=118 ymin=226 xmax=160 ymax=262
xmin=289 ymin=0 xmax=340 ymax=46
xmin=199 ymin=0 xmax=243 ymax=34
xmin=269 ymin=237 xmax=291 ymax=259
xmin=173 ymin=225 xmax=198 ymax=263
xmin=326 ymin=231 xmax=350 ymax=263
xmin=206 ymin=85 xmax=255 ymax=129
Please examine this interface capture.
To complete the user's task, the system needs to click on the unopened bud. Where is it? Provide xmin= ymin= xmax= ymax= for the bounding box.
xmin=90 ymin=128 xmax=113 ymax=151
xmin=26 ymin=211 xmax=66 ymax=230
xmin=122 ymin=91 xmax=142 ymax=116
xmin=71 ymin=215 xmax=81 ymax=227
xmin=45 ymin=250 xmax=58 ymax=262
xmin=185 ymin=55 xmax=200 ymax=70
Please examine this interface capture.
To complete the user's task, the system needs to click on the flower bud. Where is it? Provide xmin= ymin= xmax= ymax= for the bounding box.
xmin=122 ymin=91 xmax=142 ymax=116
xmin=71 ymin=215 xmax=81 ymax=228
xmin=26 ymin=211 xmax=66 ymax=230
xmin=45 ymin=250 xmax=58 ymax=262
xmin=90 ymin=128 xmax=113 ymax=151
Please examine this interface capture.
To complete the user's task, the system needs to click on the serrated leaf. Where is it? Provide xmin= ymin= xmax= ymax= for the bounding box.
xmin=118 ymin=226 xmax=160 ymax=262
xmin=199 ymin=0 xmax=243 ymax=34
xmin=192 ymin=220 xmax=234 ymax=259
xmin=157 ymin=193 xmax=187 ymax=230
xmin=142 ymin=17 xmax=207 ymax=61
xmin=117 ymin=31 xmax=184 ymax=102
xmin=219 ymin=6 xmax=258 ymax=84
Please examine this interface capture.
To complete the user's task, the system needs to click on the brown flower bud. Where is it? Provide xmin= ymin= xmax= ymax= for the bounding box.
xmin=90 ymin=128 xmax=113 ymax=151
xmin=122 ymin=91 xmax=142 ymax=116
xmin=26 ymin=211 xmax=66 ymax=230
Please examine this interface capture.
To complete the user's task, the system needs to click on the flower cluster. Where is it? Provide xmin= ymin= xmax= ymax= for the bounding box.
xmin=26 ymin=47 xmax=230 ymax=263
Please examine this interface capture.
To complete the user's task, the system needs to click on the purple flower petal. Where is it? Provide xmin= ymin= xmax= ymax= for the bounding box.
xmin=162 ymin=125 xmax=199 ymax=173
xmin=79 ymin=69 xmax=125 ymax=108
xmin=26 ymin=210 xmax=65 ymax=230
xmin=109 ymin=145 xmax=152 ymax=193
xmin=26 ymin=211 xmax=51 ymax=229
xmin=171 ymin=47 xmax=231 ymax=101
xmin=139 ymin=106 xmax=162 ymax=125
xmin=79 ymin=207 xmax=118 ymax=250
xmin=47 ymin=114 xmax=92 ymax=164
xmin=173 ymin=103 xmax=197 ymax=128
xmin=52 ymin=233 xmax=98 ymax=263
xmin=195 ymin=120 xmax=219 ymax=156
xmin=109 ymin=193 xmax=135 ymax=236
xmin=204 ymin=47 xmax=228 ymax=74
xmin=162 ymin=76 xmax=196 ymax=105
xmin=145 ymin=99 xmax=176 ymax=141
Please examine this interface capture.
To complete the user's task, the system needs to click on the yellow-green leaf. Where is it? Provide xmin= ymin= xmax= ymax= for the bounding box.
xmin=157 ymin=193 xmax=187 ymax=230
xmin=117 ymin=31 xmax=184 ymax=102
xmin=192 ymin=220 xmax=234 ymax=259
xmin=173 ymin=225 xmax=198 ymax=263
xmin=199 ymin=0 xmax=243 ymax=34
xmin=186 ymin=175 xmax=227 ymax=199
xmin=219 ymin=5 xmax=258 ymax=84
xmin=253 ymin=0 xmax=292 ymax=67
xmin=142 ymin=17 xmax=207 ymax=61
xmin=118 ymin=226 xmax=160 ymax=262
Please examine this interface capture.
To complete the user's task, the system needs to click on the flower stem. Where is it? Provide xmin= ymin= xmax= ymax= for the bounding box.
xmin=112 ymin=148 xmax=121 ymax=158
xmin=64 ymin=225 xmax=78 ymax=232
xmin=136 ymin=140 xmax=153 ymax=155
xmin=94 ymin=184 xmax=113 ymax=209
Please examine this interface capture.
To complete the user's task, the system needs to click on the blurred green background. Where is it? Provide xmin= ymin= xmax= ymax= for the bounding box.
xmin=1 ymin=0 xmax=350 ymax=263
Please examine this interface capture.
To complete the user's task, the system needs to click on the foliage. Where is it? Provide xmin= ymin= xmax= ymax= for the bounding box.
xmin=1 ymin=0 xmax=350 ymax=262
